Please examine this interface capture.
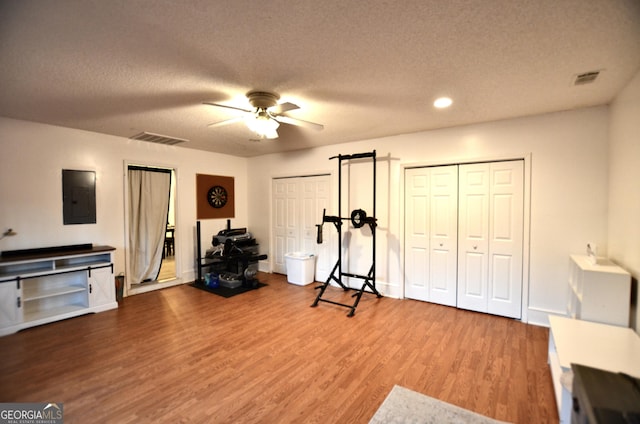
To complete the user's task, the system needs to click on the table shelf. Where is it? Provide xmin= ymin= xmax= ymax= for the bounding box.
xmin=0 ymin=245 xmax=117 ymax=336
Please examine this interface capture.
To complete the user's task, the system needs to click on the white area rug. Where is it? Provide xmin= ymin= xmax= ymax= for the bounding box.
xmin=369 ymin=385 xmax=511 ymax=424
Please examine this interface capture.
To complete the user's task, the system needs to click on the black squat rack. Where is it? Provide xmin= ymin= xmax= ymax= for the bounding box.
xmin=311 ymin=150 xmax=382 ymax=316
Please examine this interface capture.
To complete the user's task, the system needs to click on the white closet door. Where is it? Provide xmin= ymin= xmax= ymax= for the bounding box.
xmin=285 ymin=181 xmax=299 ymax=256
xmin=404 ymin=166 xmax=458 ymax=305
xmin=457 ymin=163 xmax=491 ymax=312
xmin=301 ymin=179 xmax=318 ymax=254
xmin=272 ymin=180 xmax=287 ymax=274
xmin=272 ymin=179 xmax=299 ymax=274
xmin=428 ymin=166 xmax=458 ymax=306
xmin=272 ymin=176 xmax=331 ymax=277
xmin=314 ymin=178 xmax=333 ymax=281
xmin=487 ymin=160 xmax=524 ymax=318
xmin=457 ymin=160 xmax=523 ymax=318
xmin=405 ymin=168 xmax=430 ymax=301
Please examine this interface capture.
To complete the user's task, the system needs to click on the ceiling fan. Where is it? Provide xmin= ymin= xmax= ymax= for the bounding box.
xmin=203 ymin=91 xmax=324 ymax=139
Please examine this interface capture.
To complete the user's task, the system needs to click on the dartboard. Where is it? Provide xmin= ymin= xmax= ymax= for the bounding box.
xmin=207 ymin=185 xmax=228 ymax=208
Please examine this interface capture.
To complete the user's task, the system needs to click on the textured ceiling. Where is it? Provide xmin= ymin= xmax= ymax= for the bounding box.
xmin=1 ymin=0 xmax=639 ymax=157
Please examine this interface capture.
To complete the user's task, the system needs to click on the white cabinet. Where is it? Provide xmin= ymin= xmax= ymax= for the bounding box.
xmin=0 ymin=245 xmax=117 ymax=336
xmin=548 ymin=316 xmax=640 ymax=423
xmin=567 ymin=254 xmax=631 ymax=327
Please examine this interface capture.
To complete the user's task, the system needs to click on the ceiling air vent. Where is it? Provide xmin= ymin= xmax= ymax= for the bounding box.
xmin=573 ymin=71 xmax=600 ymax=86
xmin=129 ymin=131 xmax=188 ymax=146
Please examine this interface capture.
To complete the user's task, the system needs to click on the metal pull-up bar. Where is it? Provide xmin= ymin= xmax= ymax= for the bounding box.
xmin=311 ymin=150 xmax=382 ymax=317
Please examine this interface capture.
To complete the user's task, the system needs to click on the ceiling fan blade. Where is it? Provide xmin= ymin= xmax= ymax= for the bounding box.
xmin=207 ymin=116 xmax=245 ymax=128
xmin=203 ymin=101 xmax=252 ymax=113
xmin=276 ymin=115 xmax=324 ymax=131
xmin=271 ymin=102 xmax=299 ymax=114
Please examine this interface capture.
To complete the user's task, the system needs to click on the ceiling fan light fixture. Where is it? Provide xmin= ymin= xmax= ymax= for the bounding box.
xmin=205 ymin=90 xmax=323 ymax=139
xmin=262 ymin=128 xmax=280 ymax=139
xmin=245 ymin=109 xmax=280 ymax=138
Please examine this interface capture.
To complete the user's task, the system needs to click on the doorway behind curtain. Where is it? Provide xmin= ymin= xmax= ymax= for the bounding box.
xmin=128 ymin=166 xmax=171 ymax=285
xmin=158 ymin=169 xmax=177 ymax=282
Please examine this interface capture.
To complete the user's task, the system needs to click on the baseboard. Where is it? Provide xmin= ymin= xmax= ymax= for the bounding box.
xmin=258 ymin=261 xmax=270 ymax=273
xmin=128 ymin=278 xmax=186 ymax=296
xmin=527 ymin=307 xmax=566 ymax=327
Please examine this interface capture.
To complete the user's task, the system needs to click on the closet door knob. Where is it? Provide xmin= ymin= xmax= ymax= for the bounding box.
xmin=473 ymin=245 xmax=478 ymax=250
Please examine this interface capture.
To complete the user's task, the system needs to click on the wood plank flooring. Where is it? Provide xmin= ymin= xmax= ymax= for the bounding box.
xmin=0 ymin=272 xmax=557 ymax=423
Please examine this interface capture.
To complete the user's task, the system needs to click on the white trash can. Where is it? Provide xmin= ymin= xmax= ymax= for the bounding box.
xmin=284 ymin=252 xmax=316 ymax=285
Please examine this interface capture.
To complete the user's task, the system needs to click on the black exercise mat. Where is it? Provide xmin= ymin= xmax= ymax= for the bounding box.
xmin=190 ymin=281 xmax=267 ymax=298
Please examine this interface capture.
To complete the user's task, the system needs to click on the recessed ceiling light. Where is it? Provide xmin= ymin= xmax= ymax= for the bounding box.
xmin=434 ymin=97 xmax=453 ymax=108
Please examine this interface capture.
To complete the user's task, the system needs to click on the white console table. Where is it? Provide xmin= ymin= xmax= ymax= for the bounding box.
xmin=548 ymin=315 xmax=640 ymax=423
xmin=0 ymin=244 xmax=117 ymax=336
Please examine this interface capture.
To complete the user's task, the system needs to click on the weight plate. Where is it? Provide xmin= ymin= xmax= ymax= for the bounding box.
xmin=350 ymin=209 xmax=367 ymax=228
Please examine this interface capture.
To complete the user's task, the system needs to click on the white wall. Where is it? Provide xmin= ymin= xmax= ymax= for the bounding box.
xmin=1 ymin=104 xmax=617 ymax=326
xmin=0 ymin=117 xmax=248 ymax=285
xmin=247 ymin=106 xmax=611 ymax=325
xmin=608 ymin=69 xmax=640 ymax=334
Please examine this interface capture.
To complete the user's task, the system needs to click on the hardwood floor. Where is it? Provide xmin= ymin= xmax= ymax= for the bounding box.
xmin=0 ymin=272 xmax=557 ymax=423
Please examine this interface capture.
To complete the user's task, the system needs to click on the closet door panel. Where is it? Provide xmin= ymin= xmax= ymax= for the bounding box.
xmin=272 ymin=175 xmax=332 ymax=278
xmin=406 ymin=247 xmax=429 ymax=300
xmin=491 ymin=254 xmax=513 ymax=300
xmin=462 ymin=251 xmax=487 ymax=306
xmin=429 ymin=166 xmax=458 ymax=306
xmin=285 ymin=194 xmax=298 ymax=256
xmin=404 ymin=168 xmax=430 ymax=301
xmin=272 ymin=179 xmax=300 ymax=274
xmin=314 ymin=177 xmax=333 ymax=281
xmin=457 ymin=163 xmax=490 ymax=313
xmin=487 ymin=161 xmax=523 ymax=318
xmin=301 ymin=180 xmax=317 ymax=254
xmin=430 ymin=250 xmax=450 ymax=291
xmin=272 ymin=180 xmax=288 ymax=274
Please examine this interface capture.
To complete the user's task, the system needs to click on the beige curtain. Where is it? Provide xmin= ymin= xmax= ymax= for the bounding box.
xmin=128 ymin=167 xmax=171 ymax=284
